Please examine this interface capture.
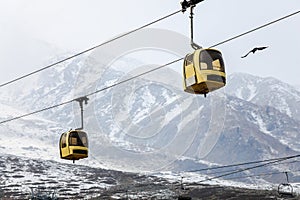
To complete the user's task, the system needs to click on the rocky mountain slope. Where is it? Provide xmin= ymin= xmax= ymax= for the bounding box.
xmin=0 ymin=50 xmax=299 ymax=186
xmin=2 ymin=154 xmax=299 ymax=199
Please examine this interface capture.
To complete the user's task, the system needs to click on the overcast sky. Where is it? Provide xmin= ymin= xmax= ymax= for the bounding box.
xmin=0 ymin=0 xmax=299 ymax=86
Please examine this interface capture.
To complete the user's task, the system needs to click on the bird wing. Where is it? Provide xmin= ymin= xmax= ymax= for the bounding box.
xmin=256 ymin=46 xmax=268 ymax=50
xmin=241 ymin=46 xmax=268 ymax=58
xmin=241 ymin=51 xmax=251 ymax=58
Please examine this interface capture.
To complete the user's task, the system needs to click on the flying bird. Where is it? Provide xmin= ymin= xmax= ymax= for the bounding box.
xmin=241 ymin=46 xmax=268 ymax=58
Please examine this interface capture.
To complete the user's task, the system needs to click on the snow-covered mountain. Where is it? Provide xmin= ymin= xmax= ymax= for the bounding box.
xmin=0 ymin=49 xmax=300 ymax=185
xmin=227 ymin=73 xmax=300 ymax=121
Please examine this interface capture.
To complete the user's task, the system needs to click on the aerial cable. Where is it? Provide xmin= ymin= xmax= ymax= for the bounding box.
xmin=225 ymin=170 xmax=300 ymax=181
xmin=186 ymin=155 xmax=300 ymax=173
xmin=203 ymin=159 xmax=300 ymax=176
xmin=172 ymin=156 xmax=300 ymax=184
xmin=0 ymin=99 xmax=74 ymax=124
xmin=197 ymin=154 xmax=300 ymax=183
xmin=210 ymin=10 xmax=300 ymax=48
xmin=0 ymin=6 xmax=298 ymax=89
xmin=0 ymin=58 xmax=183 ymax=125
xmin=0 ymin=10 xmax=300 ymax=124
xmin=85 ymin=58 xmax=183 ymax=97
xmin=0 ymin=9 xmax=182 ymax=89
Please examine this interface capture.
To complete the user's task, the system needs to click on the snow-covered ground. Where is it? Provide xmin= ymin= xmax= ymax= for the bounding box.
xmin=154 ymin=171 xmax=300 ymax=196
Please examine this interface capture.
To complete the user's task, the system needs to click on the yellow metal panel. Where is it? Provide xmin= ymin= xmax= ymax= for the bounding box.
xmin=185 ymin=64 xmax=195 ymax=78
xmin=61 ymin=147 xmax=69 ymax=158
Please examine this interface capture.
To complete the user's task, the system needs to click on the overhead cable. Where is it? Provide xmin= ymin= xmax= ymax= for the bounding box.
xmin=226 ymin=169 xmax=300 ymax=181
xmin=186 ymin=155 xmax=300 ymax=173
xmin=1 ymin=9 xmax=299 ymax=88
xmin=197 ymin=154 xmax=300 ymax=183
xmin=0 ymin=58 xmax=183 ymax=125
xmin=0 ymin=10 xmax=300 ymax=124
xmin=203 ymin=159 xmax=300 ymax=176
xmin=0 ymin=9 xmax=182 ymax=88
xmin=210 ymin=10 xmax=300 ymax=48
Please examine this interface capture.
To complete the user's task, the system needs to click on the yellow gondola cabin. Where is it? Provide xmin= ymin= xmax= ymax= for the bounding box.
xmin=183 ymin=48 xmax=226 ymax=97
xmin=59 ymin=130 xmax=88 ymax=161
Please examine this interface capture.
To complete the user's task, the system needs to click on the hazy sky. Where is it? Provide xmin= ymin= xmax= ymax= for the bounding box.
xmin=0 ymin=0 xmax=299 ymax=86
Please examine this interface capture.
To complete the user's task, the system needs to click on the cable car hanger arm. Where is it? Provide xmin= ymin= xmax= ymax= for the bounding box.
xmin=285 ymin=171 xmax=290 ymax=183
xmin=74 ymin=96 xmax=89 ymax=130
xmin=189 ymin=5 xmax=202 ymax=50
xmin=181 ymin=0 xmax=203 ymax=50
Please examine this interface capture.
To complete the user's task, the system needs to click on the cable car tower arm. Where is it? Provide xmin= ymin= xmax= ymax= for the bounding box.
xmin=181 ymin=0 xmax=204 ymax=50
xmin=285 ymin=172 xmax=290 ymax=183
xmin=74 ymin=96 xmax=89 ymax=130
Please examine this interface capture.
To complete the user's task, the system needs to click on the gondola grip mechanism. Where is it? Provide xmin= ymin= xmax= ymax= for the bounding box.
xmin=181 ymin=0 xmax=204 ymax=13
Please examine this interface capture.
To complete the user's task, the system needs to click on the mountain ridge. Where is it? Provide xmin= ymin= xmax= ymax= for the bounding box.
xmin=0 ymin=53 xmax=299 ymax=183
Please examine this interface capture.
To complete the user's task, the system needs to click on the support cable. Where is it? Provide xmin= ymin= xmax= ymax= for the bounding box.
xmin=203 ymin=159 xmax=300 ymax=176
xmin=226 ymin=169 xmax=300 ymax=181
xmin=197 ymin=154 xmax=300 ymax=183
xmin=186 ymin=156 xmax=300 ymax=173
xmin=0 ymin=9 xmax=182 ymax=88
xmin=210 ymin=10 xmax=300 ymax=48
xmin=1 ymin=7 xmax=298 ymax=89
xmin=0 ymin=58 xmax=183 ymax=125
xmin=0 ymin=10 xmax=299 ymax=125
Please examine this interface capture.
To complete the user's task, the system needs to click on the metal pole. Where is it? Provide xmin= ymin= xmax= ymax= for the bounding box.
xmin=75 ymin=96 xmax=89 ymax=130
xmin=190 ymin=6 xmax=194 ymax=46
xmin=285 ymin=172 xmax=289 ymax=183
xmin=190 ymin=5 xmax=202 ymax=50
xmin=79 ymin=101 xmax=84 ymax=130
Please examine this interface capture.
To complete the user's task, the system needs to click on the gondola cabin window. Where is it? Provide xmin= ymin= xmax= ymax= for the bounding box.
xmin=69 ymin=131 xmax=88 ymax=147
xmin=70 ymin=137 xmax=77 ymax=146
xmin=184 ymin=53 xmax=196 ymax=87
xmin=200 ymin=62 xmax=208 ymax=70
xmin=199 ymin=50 xmax=225 ymax=72
xmin=185 ymin=54 xmax=193 ymax=65
xmin=61 ymin=133 xmax=67 ymax=148
xmin=212 ymin=59 xmax=221 ymax=71
xmin=82 ymin=136 xmax=87 ymax=147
